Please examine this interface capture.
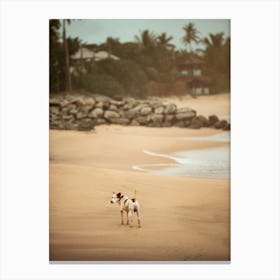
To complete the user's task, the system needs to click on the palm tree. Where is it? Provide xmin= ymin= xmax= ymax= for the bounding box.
xmin=202 ymin=32 xmax=224 ymax=49
xmin=202 ymin=32 xmax=226 ymax=68
xmin=182 ymin=22 xmax=200 ymax=53
xmin=157 ymin=32 xmax=174 ymax=51
xmin=63 ymin=19 xmax=72 ymax=92
xmin=134 ymin=29 xmax=156 ymax=49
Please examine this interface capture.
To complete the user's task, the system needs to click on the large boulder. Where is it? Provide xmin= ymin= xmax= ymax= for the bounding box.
xmin=136 ymin=116 xmax=149 ymax=125
xmin=123 ymin=99 xmax=139 ymax=110
xmin=217 ymin=120 xmax=229 ymax=130
xmin=209 ymin=115 xmax=219 ymax=126
xmin=50 ymin=106 xmax=60 ymax=115
xmin=75 ymin=111 xmax=88 ymax=119
xmin=140 ymin=106 xmax=152 ymax=116
xmin=121 ymin=107 xmax=141 ymax=119
xmin=62 ymin=104 xmax=76 ymax=114
xmin=77 ymin=118 xmax=95 ymax=131
xmin=223 ymin=122 xmax=231 ymax=131
xmin=197 ymin=115 xmax=210 ymax=127
xmin=164 ymin=103 xmax=177 ymax=114
xmin=175 ymin=108 xmax=196 ymax=120
xmin=104 ymin=110 xmax=120 ymax=120
xmin=154 ymin=106 xmax=165 ymax=114
xmin=83 ymin=97 xmax=96 ymax=107
xmin=88 ymin=108 xmax=104 ymax=118
xmin=108 ymin=104 xmax=118 ymax=111
xmin=62 ymin=114 xmax=74 ymax=121
xmin=149 ymin=114 xmax=164 ymax=123
xmin=189 ymin=117 xmax=203 ymax=129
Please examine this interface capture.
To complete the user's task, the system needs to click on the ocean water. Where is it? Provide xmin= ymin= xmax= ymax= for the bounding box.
xmin=132 ymin=133 xmax=230 ymax=179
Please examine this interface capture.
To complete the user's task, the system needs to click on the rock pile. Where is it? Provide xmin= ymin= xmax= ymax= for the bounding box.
xmin=49 ymin=95 xmax=230 ymax=131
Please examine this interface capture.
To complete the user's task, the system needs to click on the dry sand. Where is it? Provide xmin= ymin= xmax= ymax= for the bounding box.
xmin=49 ymin=94 xmax=230 ymax=261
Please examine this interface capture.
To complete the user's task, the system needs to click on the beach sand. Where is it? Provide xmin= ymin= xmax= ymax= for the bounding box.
xmin=49 ymin=94 xmax=230 ymax=261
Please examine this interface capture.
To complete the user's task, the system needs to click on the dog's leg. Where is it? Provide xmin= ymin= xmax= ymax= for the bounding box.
xmin=128 ymin=210 xmax=133 ymax=227
xmin=121 ymin=210 xmax=124 ymax=225
xmin=136 ymin=210 xmax=141 ymax=228
xmin=126 ymin=211 xmax=129 ymax=225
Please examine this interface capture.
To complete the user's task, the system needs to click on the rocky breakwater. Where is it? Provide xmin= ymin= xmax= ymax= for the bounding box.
xmin=49 ymin=95 xmax=230 ymax=131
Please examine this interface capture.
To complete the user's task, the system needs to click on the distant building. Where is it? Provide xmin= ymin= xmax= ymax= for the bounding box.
xmin=70 ymin=45 xmax=119 ymax=74
xmin=176 ymin=54 xmax=210 ymax=95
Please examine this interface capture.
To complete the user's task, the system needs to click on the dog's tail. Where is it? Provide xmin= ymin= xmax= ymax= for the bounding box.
xmin=131 ymin=189 xmax=137 ymax=203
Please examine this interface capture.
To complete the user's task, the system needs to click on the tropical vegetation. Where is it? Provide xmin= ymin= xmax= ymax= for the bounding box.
xmin=50 ymin=20 xmax=230 ymax=97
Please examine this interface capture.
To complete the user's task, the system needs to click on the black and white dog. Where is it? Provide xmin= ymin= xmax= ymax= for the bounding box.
xmin=110 ymin=192 xmax=141 ymax=228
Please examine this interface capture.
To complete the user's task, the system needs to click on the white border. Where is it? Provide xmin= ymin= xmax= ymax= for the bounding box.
xmin=0 ymin=0 xmax=279 ymax=279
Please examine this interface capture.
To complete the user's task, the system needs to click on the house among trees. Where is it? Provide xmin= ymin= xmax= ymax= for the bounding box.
xmin=70 ymin=44 xmax=119 ymax=74
xmin=176 ymin=53 xmax=211 ymax=95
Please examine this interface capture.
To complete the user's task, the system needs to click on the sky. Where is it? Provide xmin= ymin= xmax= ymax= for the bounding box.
xmin=66 ymin=19 xmax=230 ymax=50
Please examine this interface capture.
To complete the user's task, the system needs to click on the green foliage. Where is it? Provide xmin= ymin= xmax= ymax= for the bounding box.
xmin=49 ymin=20 xmax=80 ymax=93
xmin=80 ymin=74 xmax=125 ymax=97
xmin=202 ymin=33 xmax=230 ymax=92
xmin=182 ymin=22 xmax=200 ymax=52
xmin=90 ymin=59 xmax=148 ymax=97
xmin=50 ymin=20 xmax=230 ymax=97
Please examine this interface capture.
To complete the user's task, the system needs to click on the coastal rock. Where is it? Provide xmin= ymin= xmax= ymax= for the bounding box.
xmin=209 ymin=115 xmax=219 ymax=125
xmin=89 ymin=108 xmax=103 ymax=118
xmin=214 ymin=120 xmax=228 ymax=129
xmin=76 ymin=111 xmax=88 ymax=119
xmin=177 ymin=107 xmax=196 ymax=114
xmin=223 ymin=123 xmax=230 ymax=131
xmin=111 ymin=118 xmax=130 ymax=125
xmin=95 ymin=101 xmax=105 ymax=109
xmin=121 ymin=108 xmax=139 ymax=119
xmin=189 ymin=117 xmax=203 ymax=129
xmin=104 ymin=110 xmax=120 ymax=120
xmin=62 ymin=104 xmax=76 ymax=114
xmin=49 ymin=95 xmax=230 ymax=131
xmin=175 ymin=110 xmax=196 ymax=120
xmin=64 ymin=121 xmax=79 ymax=130
xmin=137 ymin=116 xmax=149 ymax=125
xmin=77 ymin=118 xmax=94 ymax=131
xmin=149 ymin=114 xmax=164 ymax=123
xmin=165 ymin=114 xmax=174 ymax=122
xmin=219 ymin=120 xmax=229 ymax=130
xmin=94 ymin=118 xmax=107 ymax=125
xmin=50 ymin=98 xmax=62 ymax=106
xmin=109 ymin=104 xmax=118 ymax=111
xmin=197 ymin=115 xmax=210 ymax=127
xmin=164 ymin=103 xmax=177 ymax=114
xmin=62 ymin=114 xmax=74 ymax=121
xmin=140 ymin=106 xmax=152 ymax=116
xmin=80 ymin=104 xmax=94 ymax=113
xmin=130 ymin=119 xmax=140 ymax=126
xmin=174 ymin=120 xmax=186 ymax=128
xmin=154 ymin=106 xmax=165 ymax=114
xmin=50 ymin=106 xmax=60 ymax=115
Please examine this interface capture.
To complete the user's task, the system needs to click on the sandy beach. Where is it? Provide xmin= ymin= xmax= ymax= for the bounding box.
xmin=49 ymin=94 xmax=230 ymax=261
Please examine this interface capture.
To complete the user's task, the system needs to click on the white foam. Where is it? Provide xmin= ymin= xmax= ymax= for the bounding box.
xmin=133 ymin=133 xmax=230 ymax=179
xmin=180 ymin=131 xmax=230 ymax=142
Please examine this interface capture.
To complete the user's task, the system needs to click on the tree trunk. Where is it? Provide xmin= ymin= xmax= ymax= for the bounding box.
xmin=63 ymin=20 xmax=71 ymax=92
